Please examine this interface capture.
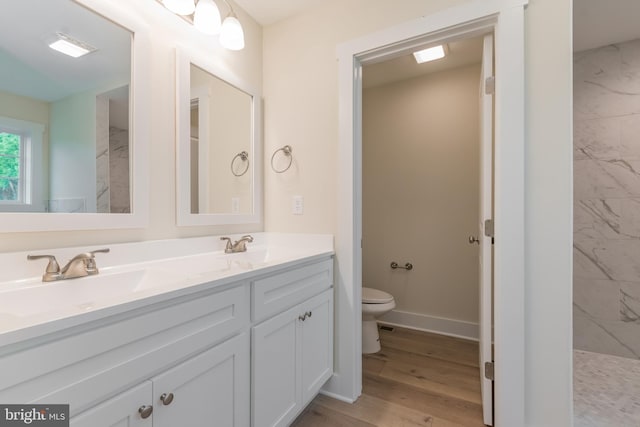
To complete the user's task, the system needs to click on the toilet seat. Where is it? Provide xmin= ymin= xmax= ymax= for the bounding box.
xmin=362 ymin=287 xmax=394 ymax=304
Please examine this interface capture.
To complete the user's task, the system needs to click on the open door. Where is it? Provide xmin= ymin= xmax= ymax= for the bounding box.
xmin=479 ymin=33 xmax=494 ymax=426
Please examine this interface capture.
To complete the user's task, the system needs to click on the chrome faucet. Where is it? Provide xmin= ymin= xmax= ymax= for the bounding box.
xmin=220 ymin=235 xmax=254 ymax=253
xmin=28 ymin=248 xmax=110 ymax=282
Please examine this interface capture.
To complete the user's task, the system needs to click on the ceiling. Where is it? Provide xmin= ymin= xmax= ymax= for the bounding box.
xmin=0 ymin=0 xmax=130 ymax=102
xmin=363 ymin=37 xmax=484 ymax=89
xmin=234 ymin=0 xmax=640 ymax=52
xmin=233 ymin=0 xmax=324 ymax=26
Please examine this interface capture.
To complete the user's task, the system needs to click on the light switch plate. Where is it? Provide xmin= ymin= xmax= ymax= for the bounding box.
xmin=292 ymin=195 xmax=304 ymax=215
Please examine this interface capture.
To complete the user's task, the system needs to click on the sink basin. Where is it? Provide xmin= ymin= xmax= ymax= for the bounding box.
xmin=0 ymin=268 xmax=183 ymax=317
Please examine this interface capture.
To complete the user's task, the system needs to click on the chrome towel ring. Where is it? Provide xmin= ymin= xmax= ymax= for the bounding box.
xmin=231 ymin=151 xmax=249 ymax=177
xmin=271 ymin=145 xmax=293 ymax=173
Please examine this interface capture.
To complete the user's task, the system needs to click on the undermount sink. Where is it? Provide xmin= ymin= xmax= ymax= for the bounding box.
xmin=0 ymin=268 xmax=183 ymax=318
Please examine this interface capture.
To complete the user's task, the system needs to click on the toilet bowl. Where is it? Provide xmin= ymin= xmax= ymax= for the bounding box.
xmin=362 ymin=287 xmax=396 ymax=354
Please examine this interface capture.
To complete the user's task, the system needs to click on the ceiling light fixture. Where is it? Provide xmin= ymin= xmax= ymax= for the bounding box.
xmin=158 ymin=0 xmax=245 ymax=51
xmin=48 ymin=33 xmax=96 ymax=58
xmin=219 ymin=10 xmax=245 ymax=51
xmin=193 ymin=0 xmax=221 ymax=35
xmin=413 ymin=45 xmax=446 ymax=64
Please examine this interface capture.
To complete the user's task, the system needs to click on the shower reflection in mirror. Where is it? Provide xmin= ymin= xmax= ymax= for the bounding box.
xmin=0 ymin=0 xmax=132 ymax=214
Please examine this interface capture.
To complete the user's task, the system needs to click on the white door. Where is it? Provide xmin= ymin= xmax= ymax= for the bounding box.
xmin=479 ymin=33 xmax=494 ymax=426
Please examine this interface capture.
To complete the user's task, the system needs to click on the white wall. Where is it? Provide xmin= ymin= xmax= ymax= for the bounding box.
xmin=525 ymin=0 xmax=573 ymax=424
xmin=264 ymin=0 xmax=573 ymax=424
xmin=49 ymin=91 xmax=97 ymax=212
xmin=363 ymin=65 xmax=481 ymax=335
xmin=0 ymin=0 xmax=263 ymax=251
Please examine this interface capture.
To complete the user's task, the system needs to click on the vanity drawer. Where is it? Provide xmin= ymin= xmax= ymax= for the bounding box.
xmin=252 ymin=258 xmax=333 ymax=323
xmin=0 ymin=282 xmax=249 ymax=416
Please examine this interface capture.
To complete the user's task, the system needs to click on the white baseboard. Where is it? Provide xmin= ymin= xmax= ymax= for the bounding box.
xmin=318 ymin=389 xmax=357 ymax=404
xmin=379 ymin=309 xmax=479 ymax=341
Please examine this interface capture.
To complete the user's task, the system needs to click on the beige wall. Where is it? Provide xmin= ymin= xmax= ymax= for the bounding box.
xmin=362 ymin=65 xmax=480 ymax=325
xmin=263 ymin=0 xmax=470 ymax=232
xmin=1 ymin=0 xmax=263 ymax=251
xmin=264 ymin=0 xmax=573 ymax=424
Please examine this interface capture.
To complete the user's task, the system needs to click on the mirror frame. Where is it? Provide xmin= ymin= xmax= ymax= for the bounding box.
xmin=0 ymin=0 xmax=150 ymax=232
xmin=176 ymin=47 xmax=262 ymax=226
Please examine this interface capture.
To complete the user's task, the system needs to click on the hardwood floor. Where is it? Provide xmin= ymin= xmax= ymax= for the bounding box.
xmin=291 ymin=326 xmax=485 ymax=427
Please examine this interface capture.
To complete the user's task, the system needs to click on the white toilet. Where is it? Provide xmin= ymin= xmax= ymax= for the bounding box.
xmin=362 ymin=287 xmax=396 ymax=354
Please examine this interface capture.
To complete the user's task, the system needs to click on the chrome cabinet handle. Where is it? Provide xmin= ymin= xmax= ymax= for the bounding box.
xmin=138 ymin=405 xmax=153 ymax=419
xmin=468 ymin=236 xmax=480 ymax=245
xmin=160 ymin=393 xmax=174 ymax=405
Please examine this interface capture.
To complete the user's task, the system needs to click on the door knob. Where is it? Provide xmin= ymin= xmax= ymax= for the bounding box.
xmin=160 ymin=392 xmax=174 ymax=405
xmin=138 ymin=405 xmax=153 ymax=419
xmin=468 ymin=236 xmax=480 ymax=245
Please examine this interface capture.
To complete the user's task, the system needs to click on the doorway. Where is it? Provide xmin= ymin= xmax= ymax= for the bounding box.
xmin=361 ymin=33 xmax=493 ymax=425
xmin=331 ymin=3 xmax=527 ymax=426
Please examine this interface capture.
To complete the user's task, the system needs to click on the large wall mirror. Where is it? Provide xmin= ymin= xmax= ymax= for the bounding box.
xmin=176 ymin=48 xmax=262 ymax=226
xmin=0 ymin=0 xmax=150 ymax=232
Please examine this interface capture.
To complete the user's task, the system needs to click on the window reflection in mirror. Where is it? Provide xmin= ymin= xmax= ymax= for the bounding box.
xmin=0 ymin=0 xmax=131 ymax=213
xmin=189 ymin=64 xmax=253 ymax=215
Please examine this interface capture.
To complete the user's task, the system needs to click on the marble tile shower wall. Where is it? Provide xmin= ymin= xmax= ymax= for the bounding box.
xmin=574 ymin=38 xmax=640 ymax=359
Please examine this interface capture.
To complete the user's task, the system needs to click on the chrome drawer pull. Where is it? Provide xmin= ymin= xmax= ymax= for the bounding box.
xmin=138 ymin=405 xmax=153 ymax=419
xmin=160 ymin=392 xmax=174 ymax=405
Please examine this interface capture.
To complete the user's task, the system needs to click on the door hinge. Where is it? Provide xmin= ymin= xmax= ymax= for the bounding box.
xmin=484 ymin=219 xmax=494 ymax=238
xmin=485 ymin=76 xmax=495 ymax=95
xmin=485 ymin=361 xmax=495 ymax=381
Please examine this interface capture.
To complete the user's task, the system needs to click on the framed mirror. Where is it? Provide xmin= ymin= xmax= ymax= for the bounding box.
xmin=0 ymin=0 xmax=150 ymax=232
xmin=176 ymin=47 xmax=262 ymax=226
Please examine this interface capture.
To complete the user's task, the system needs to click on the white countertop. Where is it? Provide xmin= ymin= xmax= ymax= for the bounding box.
xmin=0 ymin=233 xmax=334 ymax=347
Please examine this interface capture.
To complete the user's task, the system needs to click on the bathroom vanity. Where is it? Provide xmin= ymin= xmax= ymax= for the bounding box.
xmin=0 ymin=233 xmax=333 ymax=427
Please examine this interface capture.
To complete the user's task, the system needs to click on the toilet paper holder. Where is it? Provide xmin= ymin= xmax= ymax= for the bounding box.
xmin=390 ymin=261 xmax=413 ymax=271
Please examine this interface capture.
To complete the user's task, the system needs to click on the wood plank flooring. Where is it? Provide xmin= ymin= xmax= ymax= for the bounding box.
xmin=291 ymin=326 xmax=485 ymax=427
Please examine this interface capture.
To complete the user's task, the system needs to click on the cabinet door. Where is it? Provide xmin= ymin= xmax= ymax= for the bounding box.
xmin=300 ymin=289 xmax=334 ymax=405
xmin=252 ymin=305 xmax=301 ymax=427
xmin=152 ymin=332 xmax=249 ymax=427
xmin=70 ymin=381 xmax=152 ymax=427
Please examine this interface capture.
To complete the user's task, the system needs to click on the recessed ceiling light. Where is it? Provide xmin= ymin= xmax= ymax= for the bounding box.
xmin=413 ymin=45 xmax=446 ymax=64
xmin=48 ymin=33 xmax=96 ymax=58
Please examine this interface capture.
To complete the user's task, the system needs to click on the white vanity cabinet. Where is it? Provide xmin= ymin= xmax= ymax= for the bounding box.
xmin=70 ymin=381 xmax=152 ymax=427
xmin=251 ymin=259 xmax=334 ymax=427
xmin=0 ymin=247 xmax=334 ymax=427
xmin=0 ymin=282 xmax=251 ymax=427
xmin=71 ymin=332 xmax=249 ymax=427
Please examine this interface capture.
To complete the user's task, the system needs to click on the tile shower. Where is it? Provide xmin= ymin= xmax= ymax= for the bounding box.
xmin=573 ymin=38 xmax=640 ymax=426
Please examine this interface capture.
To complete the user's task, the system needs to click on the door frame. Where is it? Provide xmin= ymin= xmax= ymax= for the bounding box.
xmin=328 ymin=0 xmax=528 ymax=425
